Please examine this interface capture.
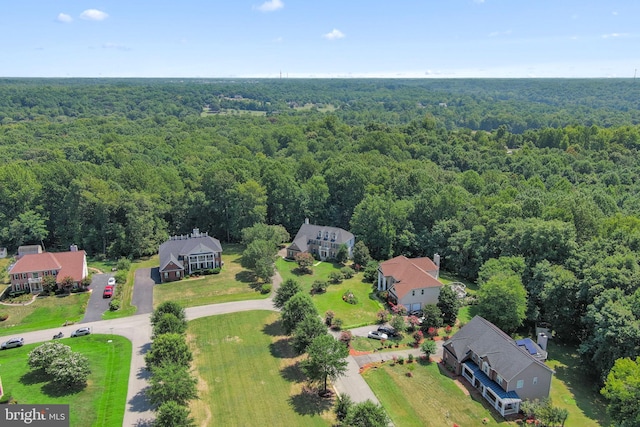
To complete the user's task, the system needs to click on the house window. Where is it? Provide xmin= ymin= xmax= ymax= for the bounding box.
xmin=482 ymin=361 xmax=490 ymax=375
xmin=317 ymin=231 xmax=321 ymax=238
xmin=324 ymin=232 xmax=329 ymax=240
xmin=533 ymin=377 xmax=538 ymax=385
xmin=22 ymin=273 xmax=28 ymax=279
xmin=421 ymin=289 xmax=424 ymax=295
xmin=331 ymin=232 xmax=336 ymax=241
xmin=516 ymin=380 xmax=524 ymax=389
xmin=33 ymin=272 xmax=39 ymax=278
xmin=496 ymin=374 xmax=503 ymax=386
xmin=164 ymin=272 xmax=169 ymax=278
xmin=412 ymin=290 xmax=415 ymax=296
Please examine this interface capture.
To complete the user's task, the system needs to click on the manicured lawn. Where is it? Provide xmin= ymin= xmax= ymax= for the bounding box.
xmin=350 ymin=334 xmax=419 ymax=352
xmin=103 ymin=255 xmax=159 ymax=319
xmin=154 ymin=245 xmax=268 ymax=309
xmin=0 ymin=334 xmax=131 ymax=427
xmin=0 ymin=293 xmax=90 ymax=337
xmin=188 ymin=311 xmax=334 ymax=427
xmin=363 ymin=361 xmax=509 ymax=427
xmin=276 ymin=258 xmax=383 ymax=328
xmin=545 ymin=341 xmax=610 ymax=426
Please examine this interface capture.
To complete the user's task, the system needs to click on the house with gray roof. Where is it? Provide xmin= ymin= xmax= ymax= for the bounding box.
xmin=442 ymin=316 xmax=554 ymax=417
xmin=286 ymin=219 xmax=354 ymax=261
xmin=159 ymin=228 xmax=222 ymax=283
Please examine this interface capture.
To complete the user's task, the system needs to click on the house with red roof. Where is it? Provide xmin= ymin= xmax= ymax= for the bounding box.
xmin=377 ymin=255 xmax=443 ymax=313
xmin=8 ymin=245 xmax=88 ymax=294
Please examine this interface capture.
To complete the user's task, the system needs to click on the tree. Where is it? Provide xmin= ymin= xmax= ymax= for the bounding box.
xmin=48 ymin=352 xmax=91 ymax=389
xmin=145 ymin=333 xmax=193 ymax=371
xmin=328 ymin=271 xmax=344 ymax=284
xmin=301 ymin=334 xmax=349 ymax=394
xmin=421 ymin=340 xmax=437 ymax=360
xmin=273 ymin=279 xmax=302 ymax=309
xmin=153 ymin=312 xmax=187 ymax=337
xmin=281 ymin=292 xmax=318 ymax=335
xmin=334 ymin=394 xmax=353 ymax=422
xmin=292 ymin=315 xmax=328 ymax=354
xmin=311 ymin=280 xmax=328 ymax=294
xmin=343 ymin=400 xmax=390 ymax=427
xmin=362 ymin=261 xmax=379 ymax=283
xmin=241 ymin=223 xmax=290 ymax=247
xmin=476 ymin=273 xmax=527 ymax=333
xmin=601 ymin=357 xmax=640 ymax=427
xmin=60 ymin=276 xmax=74 ymax=293
xmin=335 ymin=244 xmax=349 ymax=264
xmin=437 ymin=284 xmax=460 ymax=326
xmin=294 ymin=252 xmax=314 ymax=274
xmin=241 ymin=239 xmax=277 ymax=282
xmin=390 ymin=315 xmax=406 ymax=335
xmin=28 ymin=342 xmax=72 ymax=371
xmin=420 ymin=304 xmax=443 ymax=330
xmin=352 ymin=241 xmax=372 ymax=268
xmin=228 ymin=179 xmax=267 ymax=240
xmin=154 ymin=401 xmax=195 ymax=427
xmin=477 ymin=256 xmax=526 ymax=286
xmin=147 ymin=364 xmax=198 ymax=407
xmin=42 ymin=274 xmax=58 ymax=294
xmin=151 ymin=301 xmax=186 ymax=326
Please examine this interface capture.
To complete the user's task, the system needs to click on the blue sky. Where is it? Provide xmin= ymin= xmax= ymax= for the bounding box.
xmin=1 ymin=0 xmax=638 ymax=78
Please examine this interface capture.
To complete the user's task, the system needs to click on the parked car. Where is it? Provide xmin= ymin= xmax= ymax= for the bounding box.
xmin=103 ymin=285 xmax=114 ymax=298
xmin=71 ymin=327 xmax=91 ymax=337
xmin=107 ymin=277 xmax=116 ymax=286
xmin=368 ymin=331 xmax=388 ymax=340
xmin=1 ymin=337 xmax=24 ymax=349
xmin=377 ymin=326 xmax=398 ymax=337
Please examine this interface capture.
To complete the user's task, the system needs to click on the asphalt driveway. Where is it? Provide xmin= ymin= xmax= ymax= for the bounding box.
xmin=81 ymin=273 xmax=115 ymax=323
xmin=132 ymin=267 xmax=157 ymax=315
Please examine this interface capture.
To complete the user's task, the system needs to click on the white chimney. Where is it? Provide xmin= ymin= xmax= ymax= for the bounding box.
xmin=304 ymin=218 xmax=309 ymax=225
xmin=192 ymin=228 xmax=200 ymax=237
xmin=537 ymin=333 xmax=548 ymax=351
xmin=433 ymin=253 xmax=441 ymax=279
xmin=70 ymin=244 xmax=78 ymax=252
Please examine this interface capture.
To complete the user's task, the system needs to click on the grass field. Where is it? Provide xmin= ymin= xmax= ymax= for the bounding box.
xmin=276 ymin=258 xmax=383 ymax=328
xmin=188 ymin=311 xmax=334 ymax=427
xmin=545 ymin=341 xmax=610 ymax=426
xmin=0 ymin=293 xmax=90 ymax=338
xmin=154 ymin=245 xmax=268 ymax=309
xmin=0 ymin=334 xmax=131 ymax=427
xmin=364 ymin=360 xmax=508 ymax=427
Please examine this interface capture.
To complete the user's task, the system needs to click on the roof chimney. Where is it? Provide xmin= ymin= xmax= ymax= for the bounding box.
xmin=192 ymin=228 xmax=200 ymax=237
xmin=537 ymin=332 xmax=549 ymax=351
xmin=433 ymin=253 xmax=440 ymax=279
xmin=304 ymin=218 xmax=309 ymax=225
xmin=70 ymin=244 xmax=78 ymax=252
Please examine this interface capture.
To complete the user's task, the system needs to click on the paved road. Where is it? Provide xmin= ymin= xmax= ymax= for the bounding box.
xmin=81 ymin=273 xmax=115 ymax=323
xmin=132 ymin=268 xmax=156 ymax=315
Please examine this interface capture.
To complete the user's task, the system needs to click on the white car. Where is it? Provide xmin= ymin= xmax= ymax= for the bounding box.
xmin=1 ymin=337 xmax=24 ymax=349
xmin=71 ymin=327 xmax=91 ymax=337
xmin=107 ymin=277 xmax=116 ymax=286
xmin=367 ymin=331 xmax=388 ymax=340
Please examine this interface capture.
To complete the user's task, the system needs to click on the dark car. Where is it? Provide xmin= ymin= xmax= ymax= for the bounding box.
xmin=377 ymin=326 xmax=398 ymax=337
xmin=103 ymin=285 xmax=114 ymax=298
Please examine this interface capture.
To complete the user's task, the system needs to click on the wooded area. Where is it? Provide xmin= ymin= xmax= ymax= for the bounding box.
xmin=1 ymin=78 xmax=639 ymax=391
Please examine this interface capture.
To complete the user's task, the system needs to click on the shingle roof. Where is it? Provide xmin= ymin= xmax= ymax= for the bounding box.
xmin=10 ymin=251 xmax=86 ymax=283
xmin=159 ymin=234 xmax=222 ymax=272
xmin=380 ymin=256 xmax=442 ymax=299
xmin=287 ymin=223 xmax=354 ymax=253
xmin=444 ymin=316 xmax=553 ymax=381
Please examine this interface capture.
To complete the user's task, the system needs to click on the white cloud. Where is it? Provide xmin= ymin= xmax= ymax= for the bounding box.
xmin=612 ymin=11 xmax=618 ymax=16
xmin=80 ymin=9 xmax=109 ymax=21
xmin=602 ymin=33 xmax=627 ymax=39
xmin=56 ymin=13 xmax=73 ymax=23
xmin=323 ymin=29 xmax=345 ymax=40
xmin=255 ymin=0 xmax=284 ymax=12
xmin=102 ymin=42 xmax=130 ymax=51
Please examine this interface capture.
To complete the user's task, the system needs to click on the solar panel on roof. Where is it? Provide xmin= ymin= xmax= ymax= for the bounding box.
xmin=516 ymin=338 xmax=537 ymax=355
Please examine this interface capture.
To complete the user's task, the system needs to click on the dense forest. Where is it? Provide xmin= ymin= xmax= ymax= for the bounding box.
xmin=1 ymin=78 xmax=640 ymax=388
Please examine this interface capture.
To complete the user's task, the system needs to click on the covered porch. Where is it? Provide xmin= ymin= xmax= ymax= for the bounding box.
xmin=462 ymin=361 xmax=521 ymax=417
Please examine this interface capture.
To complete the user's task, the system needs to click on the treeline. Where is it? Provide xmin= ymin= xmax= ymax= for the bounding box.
xmin=0 ymin=80 xmax=639 ymax=384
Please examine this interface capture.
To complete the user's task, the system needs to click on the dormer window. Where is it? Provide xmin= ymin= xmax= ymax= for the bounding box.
xmin=317 ymin=231 xmax=322 ymax=238
xmin=331 ymin=232 xmax=336 ymax=241
xmin=324 ymin=232 xmax=329 ymax=240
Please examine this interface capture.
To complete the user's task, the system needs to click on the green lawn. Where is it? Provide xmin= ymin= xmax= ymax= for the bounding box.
xmin=0 ymin=334 xmax=131 ymax=427
xmin=363 ymin=361 xmax=509 ymax=427
xmin=188 ymin=311 xmax=334 ymax=427
xmin=0 ymin=293 xmax=90 ymax=338
xmin=350 ymin=334 xmax=419 ymax=353
xmin=154 ymin=245 xmax=268 ymax=309
xmin=276 ymin=258 xmax=383 ymax=328
xmin=545 ymin=341 xmax=610 ymax=427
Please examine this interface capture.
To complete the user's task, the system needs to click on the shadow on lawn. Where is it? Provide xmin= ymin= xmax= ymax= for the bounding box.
xmin=288 ymin=388 xmax=334 ymax=416
xmin=262 ymin=319 xmax=284 ymax=336
xmin=270 ymin=337 xmax=296 ymax=359
xmin=235 ymin=270 xmax=255 ymax=283
xmin=41 ymin=381 xmax=86 ymax=398
xmin=20 ymin=369 xmax=49 ymax=386
xmin=280 ymin=361 xmax=305 ymax=383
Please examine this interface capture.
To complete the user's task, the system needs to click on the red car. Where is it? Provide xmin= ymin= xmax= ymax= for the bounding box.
xmin=103 ymin=285 xmax=114 ymax=298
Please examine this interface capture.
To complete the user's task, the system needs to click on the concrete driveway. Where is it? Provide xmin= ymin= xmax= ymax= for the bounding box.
xmin=81 ymin=273 xmax=116 ymax=323
xmin=132 ymin=268 xmax=157 ymax=315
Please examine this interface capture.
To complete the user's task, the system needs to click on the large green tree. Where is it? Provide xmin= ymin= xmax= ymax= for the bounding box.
xmin=281 ymin=292 xmax=318 ymax=335
xmin=476 ymin=273 xmax=528 ymax=333
xmin=301 ymin=334 xmax=349 ymax=394
xmin=601 ymin=357 xmax=640 ymax=427
xmin=273 ymin=279 xmax=302 ymax=309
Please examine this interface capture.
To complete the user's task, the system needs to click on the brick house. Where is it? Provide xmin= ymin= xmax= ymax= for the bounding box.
xmin=159 ymin=228 xmax=223 ymax=283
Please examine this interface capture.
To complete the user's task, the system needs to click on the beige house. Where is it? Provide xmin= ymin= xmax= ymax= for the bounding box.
xmin=286 ymin=219 xmax=355 ymax=261
xmin=443 ymin=316 xmax=554 ymax=417
xmin=377 ymin=255 xmax=443 ymax=313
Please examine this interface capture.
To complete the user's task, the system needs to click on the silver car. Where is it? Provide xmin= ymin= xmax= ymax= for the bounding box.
xmin=71 ymin=327 xmax=91 ymax=337
xmin=368 ymin=331 xmax=388 ymax=340
xmin=1 ymin=337 xmax=24 ymax=349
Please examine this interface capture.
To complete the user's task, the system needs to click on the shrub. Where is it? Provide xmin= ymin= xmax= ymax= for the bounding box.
xmin=397 ymin=356 xmax=405 ymax=365
xmin=339 ymin=331 xmax=353 ymax=346
xmin=0 ymin=313 xmax=8 ymax=321
xmin=334 ymin=394 xmax=353 ymax=422
xmin=109 ymin=299 xmax=121 ymax=311
xmin=426 ymin=327 xmax=437 ymax=337
xmin=311 ymin=280 xmax=328 ymax=294
xmin=342 ymin=290 xmax=358 ymax=305
xmin=329 ymin=271 xmax=344 ymax=284
xmin=412 ymin=330 xmax=424 ymax=346
xmin=211 ymin=267 xmax=221 ymax=274
xmin=325 ymin=310 xmax=335 ymax=326
xmin=260 ymin=284 xmax=272 ymax=294
xmin=445 ymin=324 xmax=452 ymax=334
xmin=376 ymin=309 xmax=390 ymax=324
xmin=406 ymin=372 xmax=413 ymax=377
xmin=114 ymin=270 xmax=127 ymax=284
xmin=340 ymin=267 xmax=355 ymax=279
xmin=331 ymin=318 xmax=343 ymax=330
xmin=0 ymin=392 xmax=12 ymax=404
xmin=116 ymin=257 xmax=131 ymax=272
xmin=408 ymin=354 xmax=414 ymax=363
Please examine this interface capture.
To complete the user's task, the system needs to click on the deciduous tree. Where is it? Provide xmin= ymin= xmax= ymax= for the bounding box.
xmin=301 ymin=334 xmax=349 ymax=394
